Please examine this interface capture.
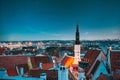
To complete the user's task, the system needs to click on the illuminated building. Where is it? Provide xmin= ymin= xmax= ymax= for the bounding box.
xmin=74 ymin=24 xmax=81 ymax=64
xmin=61 ymin=56 xmax=74 ymax=67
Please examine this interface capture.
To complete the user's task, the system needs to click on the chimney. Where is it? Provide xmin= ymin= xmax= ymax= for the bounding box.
xmin=39 ymin=63 xmax=42 ymax=69
xmin=78 ymin=66 xmax=85 ymax=80
xmin=20 ymin=67 xmax=24 ymax=76
xmin=58 ymin=66 xmax=68 ymax=80
xmin=107 ymin=47 xmax=112 ymax=73
xmin=78 ymin=61 xmax=88 ymax=80
xmin=40 ymin=73 xmax=46 ymax=80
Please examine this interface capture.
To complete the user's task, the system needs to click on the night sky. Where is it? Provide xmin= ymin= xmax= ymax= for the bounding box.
xmin=0 ymin=0 xmax=120 ymax=41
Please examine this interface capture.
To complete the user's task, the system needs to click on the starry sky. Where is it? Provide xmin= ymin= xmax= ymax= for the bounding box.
xmin=0 ymin=0 xmax=120 ymax=41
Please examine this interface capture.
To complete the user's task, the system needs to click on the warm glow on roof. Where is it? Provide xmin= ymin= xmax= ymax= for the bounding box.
xmin=62 ymin=56 xmax=74 ymax=67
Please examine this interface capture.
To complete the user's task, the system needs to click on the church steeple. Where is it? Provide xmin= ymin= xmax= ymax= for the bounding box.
xmin=75 ymin=24 xmax=80 ymax=44
xmin=74 ymin=24 xmax=81 ymax=64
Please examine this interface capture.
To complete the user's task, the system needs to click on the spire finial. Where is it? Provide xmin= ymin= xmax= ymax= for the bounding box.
xmin=76 ymin=24 xmax=79 ymax=32
xmin=75 ymin=24 xmax=80 ymax=44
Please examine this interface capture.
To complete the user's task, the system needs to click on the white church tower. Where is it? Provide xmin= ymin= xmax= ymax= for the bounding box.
xmin=58 ymin=66 xmax=68 ymax=80
xmin=74 ymin=24 xmax=81 ymax=64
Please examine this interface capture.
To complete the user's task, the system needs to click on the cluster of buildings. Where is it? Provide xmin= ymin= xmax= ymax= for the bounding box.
xmin=0 ymin=25 xmax=120 ymax=80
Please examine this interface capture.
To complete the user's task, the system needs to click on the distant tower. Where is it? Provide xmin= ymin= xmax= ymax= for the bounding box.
xmin=74 ymin=24 xmax=81 ymax=64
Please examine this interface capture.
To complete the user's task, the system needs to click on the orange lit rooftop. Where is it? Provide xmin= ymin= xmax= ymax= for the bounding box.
xmin=61 ymin=55 xmax=74 ymax=67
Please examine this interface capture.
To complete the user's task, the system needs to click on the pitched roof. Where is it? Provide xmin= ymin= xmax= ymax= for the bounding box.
xmin=61 ymin=55 xmax=74 ymax=67
xmin=0 ymin=55 xmax=52 ymax=76
xmin=83 ymin=49 xmax=101 ymax=66
xmin=0 ymin=56 xmax=28 ymax=76
xmin=0 ymin=47 xmax=5 ymax=54
xmin=110 ymin=51 xmax=120 ymax=71
xmin=113 ymin=71 xmax=120 ymax=80
xmin=29 ymin=69 xmax=58 ymax=80
xmin=30 ymin=56 xmax=52 ymax=68
xmin=16 ymin=63 xmax=29 ymax=74
xmin=97 ymin=74 xmax=109 ymax=80
xmin=83 ymin=49 xmax=100 ymax=62
xmin=29 ymin=68 xmax=40 ymax=78
xmin=82 ymin=49 xmax=101 ymax=75
xmin=0 ymin=56 xmax=28 ymax=69
xmin=42 ymin=63 xmax=54 ymax=70
xmin=6 ymin=68 xmax=18 ymax=76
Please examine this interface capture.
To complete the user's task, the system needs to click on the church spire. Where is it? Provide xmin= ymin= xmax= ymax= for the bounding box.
xmin=76 ymin=24 xmax=79 ymax=32
xmin=75 ymin=24 xmax=80 ymax=44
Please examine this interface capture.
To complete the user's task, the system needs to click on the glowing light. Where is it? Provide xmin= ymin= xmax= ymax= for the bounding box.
xmin=53 ymin=60 xmax=55 ymax=64
xmin=25 ymin=49 xmax=27 ymax=51
xmin=29 ymin=42 xmax=32 ymax=45
xmin=63 ymin=56 xmax=74 ymax=67
xmin=33 ymin=49 xmax=35 ymax=52
xmin=109 ymin=46 xmax=112 ymax=50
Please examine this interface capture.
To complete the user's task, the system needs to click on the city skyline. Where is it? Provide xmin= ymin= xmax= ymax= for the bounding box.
xmin=0 ymin=0 xmax=120 ymax=41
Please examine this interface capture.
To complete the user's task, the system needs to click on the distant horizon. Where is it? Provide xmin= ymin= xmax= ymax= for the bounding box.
xmin=0 ymin=38 xmax=119 ymax=42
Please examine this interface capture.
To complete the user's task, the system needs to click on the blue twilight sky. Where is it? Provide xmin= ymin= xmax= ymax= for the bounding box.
xmin=0 ymin=0 xmax=120 ymax=41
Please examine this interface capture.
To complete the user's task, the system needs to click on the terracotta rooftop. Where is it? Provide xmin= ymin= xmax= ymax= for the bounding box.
xmin=29 ymin=69 xmax=58 ymax=80
xmin=30 ymin=56 xmax=52 ymax=68
xmin=61 ymin=55 xmax=74 ymax=67
xmin=97 ymin=73 xmax=109 ymax=80
xmin=0 ymin=47 xmax=5 ymax=54
xmin=16 ymin=63 xmax=29 ymax=74
xmin=0 ymin=56 xmax=28 ymax=76
xmin=0 ymin=55 xmax=52 ymax=76
xmin=82 ymin=49 xmax=102 ymax=75
xmin=83 ymin=49 xmax=100 ymax=65
xmin=29 ymin=68 xmax=40 ymax=78
xmin=113 ymin=71 xmax=120 ymax=80
xmin=0 ymin=56 xmax=28 ymax=69
xmin=110 ymin=51 xmax=120 ymax=71
xmin=83 ymin=49 xmax=101 ymax=66
xmin=42 ymin=63 xmax=54 ymax=70
xmin=6 ymin=68 xmax=18 ymax=76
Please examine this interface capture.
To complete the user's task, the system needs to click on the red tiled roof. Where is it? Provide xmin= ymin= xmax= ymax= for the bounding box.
xmin=0 ymin=48 xmax=5 ymax=54
xmin=16 ymin=63 xmax=29 ymax=74
xmin=7 ymin=68 xmax=18 ymax=76
xmin=83 ymin=49 xmax=100 ymax=66
xmin=13 ymin=50 xmax=21 ymax=55
xmin=113 ymin=71 xmax=120 ymax=80
xmin=31 ymin=56 xmax=51 ymax=67
xmin=4 ymin=51 xmax=9 ymax=55
xmin=110 ymin=51 xmax=120 ymax=71
xmin=0 ymin=56 xmax=28 ymax=69
xmin=44 ymin=70 xmax=58 ymax=80
xmin=61 ymin=55 xmax=74 ymax=67
xmin=0 ymin=55 xmax=52 ymax=76
xmin=0 ymin=56 xmax=28 ymax=76
xmin=29 ymin=69 xmax=58 ymax=80
xmin=97 ymin=74 xmax=109 ymax=80
xmin=82 ymin=49 xmax=101 ymax=74
xmin=29 ymin=68 xmax=41 ymax=78
xmin=42 ymin=63 xmax=54 ymax=70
